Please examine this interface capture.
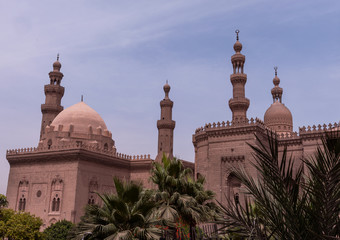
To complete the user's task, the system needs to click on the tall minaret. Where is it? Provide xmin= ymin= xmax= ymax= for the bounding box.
xmin=156 ymin=81 xmax=175 ymax=162
xmin=228 ymin=30 xmax=250 ymax=124
xmin=40 ymin=55 xmax=65 ymax=140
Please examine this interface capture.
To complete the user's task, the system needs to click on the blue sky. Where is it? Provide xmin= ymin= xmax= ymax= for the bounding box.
xmin=0 ymin=0 xmax=339 ymax=194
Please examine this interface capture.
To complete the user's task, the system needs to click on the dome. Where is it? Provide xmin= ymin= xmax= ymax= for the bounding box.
xmin=264 ymin=101 xmax=293 ymax=132
xmin=51 ymin=102 xmax=108 ymax=134
xmin=53 ymin=60 xmax=61 ymax=68
xmin=53 ymin=60 xmax=61 ymax=72
xmin=233 ymin=41 xmax=242 ymax=52
xmin=163 ymin=82 xmax=170 ymax=93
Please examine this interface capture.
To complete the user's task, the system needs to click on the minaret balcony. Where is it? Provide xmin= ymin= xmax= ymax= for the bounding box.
xmin=157 ymin=120 xmax=175 ymax=130
xmin=44 ymin=85 xmax=65 ymax=94
xmin=231 ymin=54 xmax=245 ymax=62
xmin=229 ymin=98 xmax=250 ymax=111
xmin=41 ymin=104 xmax=64 ymax=113
xmin=160 ymin=99 xmax=173 ymax=107
xmin=230 ymin=74 xmax=247 ymax=84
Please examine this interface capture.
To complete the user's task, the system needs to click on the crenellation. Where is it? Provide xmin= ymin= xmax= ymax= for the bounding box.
xmin=299 ymin=122 xmax=340 ymax=134
xmin=6 ymin=144 xmax=147 ymax=161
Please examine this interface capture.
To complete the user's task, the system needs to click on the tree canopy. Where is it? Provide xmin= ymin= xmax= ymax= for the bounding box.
xmin=72 ymin=177 xmax=165 ymax=240
xmin=43 ymin=219 xmax=74 ymax=240
xmin=0 ymin=194 xmax=8 ymax=209
xmin=0 ymin=208 xmax=44 ymax=240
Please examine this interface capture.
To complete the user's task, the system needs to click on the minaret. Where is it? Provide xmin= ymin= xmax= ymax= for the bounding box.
xmin=156 ymin=81 xmax=176 ymax=162
xmin=40 ymin=55 xmax=65 ymax=140
xmin=271 ymin=66 xmax=283 ymax=103
xmin=228 ymin=30 xmax=250 ymax=124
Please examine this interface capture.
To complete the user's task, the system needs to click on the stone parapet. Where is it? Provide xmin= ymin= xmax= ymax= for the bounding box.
xmin=194 ymin=118 xmax=340 ymax=146
xmin=299 ymin=122 xmax=339 ymax=134
xmin=193 ymin=117 xmax=270 ymax=144
xmin=194 ymin=117 xmax=267 ymax=134
xmin=7 ymin=144 xmax=151 ymax=161
xmin=298 ymin=122 xmax=340 ymax=141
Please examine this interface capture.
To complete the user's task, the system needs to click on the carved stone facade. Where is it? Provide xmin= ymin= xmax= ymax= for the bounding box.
xmin=193 ymin=31 xmax=338 ymax=205
xmin=5 ymin=58 xmax=193 ymax=228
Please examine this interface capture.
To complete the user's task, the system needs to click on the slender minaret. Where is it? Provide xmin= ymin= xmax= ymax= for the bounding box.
xmin=271 ymin=66 xmax=283 ymax=103
xmin=228 ymin=30 xmax=250 ymax=124
xmin=40 ymin=55 xmax=65 ymax=140
xmin=156 ymin=81 xmax=175 ymax=162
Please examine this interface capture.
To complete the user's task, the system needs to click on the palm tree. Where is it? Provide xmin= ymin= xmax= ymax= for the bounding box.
xmin=151 ymin=156 xmax=218 ymax=237
xmin=72 ymin=177 xmax=165 ymax=240
xmin=217 ymin=130 xmax=340 ymax=240
xmin=304 ymin=131 xmax=340 ymax=239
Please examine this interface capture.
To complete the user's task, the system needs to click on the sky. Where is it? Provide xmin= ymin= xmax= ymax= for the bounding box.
xmin=0 ymin=0 xmax=340 ymax=195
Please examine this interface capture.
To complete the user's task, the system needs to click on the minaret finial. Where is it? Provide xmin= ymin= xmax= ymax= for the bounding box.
xmin=163 ymin=80 xmax=170 ymax=99
xmin=81 ymin=95 xmax=83 ymax=102
xmin=274 ymin=66 xmax=278 ymax=76
xmin=57 ymin=53 xmax=59 ymax=61
xmin=271 ymin=67 xmax=282 ymax=103
xmin=235 ymin=29 xmax=240 ymax=41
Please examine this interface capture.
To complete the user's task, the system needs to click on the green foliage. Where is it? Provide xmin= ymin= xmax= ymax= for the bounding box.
xmin=72 ymin=177 xmax=166 ymax=240
xmin=0 ymin=208 xmax=44 ymax=240
xmin=217 ymin=131 xmax=340 ymax=240
xmin=151 ymin=155 xmax=218 ymax=228
xmin=73 ymin=156 xmax=218 ymax=239
xmin=43 ymin=219 xmax=74 ymax=240
xmin=0 ymin=194 xmax=8 ymax=209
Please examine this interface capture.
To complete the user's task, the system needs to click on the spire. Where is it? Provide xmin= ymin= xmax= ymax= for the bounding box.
xmin=156 ymin=81 xmax=176 ymax=162
xmin=228 ymin=30 xmax=250 ymax=124
xmin=233 ymin=29 xmax=243 ymax=54
xmin=50 ymin=54 xmax=63 ymax=85
xmin=271 ymin=66 xmax=283 ymax=103
xmin=52 ymin=54 xmax=61 ymax=72
xmin=163 ymin=80 xmax=170 ymax=99
xmin=40 ymin=56 xmax=65 ymax=140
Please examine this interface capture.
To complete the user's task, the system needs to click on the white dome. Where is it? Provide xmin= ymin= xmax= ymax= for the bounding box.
xmin=51 ymin=102 xmax=108 ymax=134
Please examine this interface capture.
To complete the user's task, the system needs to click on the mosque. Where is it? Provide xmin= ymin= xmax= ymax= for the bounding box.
xmin=5 ymin=31 xmax=338 ymax=227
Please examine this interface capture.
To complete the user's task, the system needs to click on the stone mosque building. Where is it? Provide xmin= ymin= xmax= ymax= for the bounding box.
xmin=5 ymin=31 xmax=339 ymax=227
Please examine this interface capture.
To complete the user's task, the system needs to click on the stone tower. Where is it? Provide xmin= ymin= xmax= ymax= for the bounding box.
xmin=228 ymin=30 xmax=250 ymax=124
xmin=40 ymin=55 xmax=65 ymax=140
xmin=156 ymin=81 xmax=175 ymax=162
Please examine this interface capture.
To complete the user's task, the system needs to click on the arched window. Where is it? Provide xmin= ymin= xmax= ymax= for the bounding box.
xmin=19 ymin=197 xmax=26 ymax=211
xmin=47 ymin=139 xmax=52 ymax=149
xmin=104 ymin=143 xmax=108 ymax=151
xmin=50 ymin=176 xmax=63 ymax=213
xmin=52 ymin=197 xmax=56 ymax=211
xmin=227 ymin=173 xmax=241 ymax=204
xmin=56 ymin=198 xmax=60 ymax=211
xmin=19 ymin=198 xmax=23 ymax=211
xmin=17 ymin=179 xmax=29 ymax=211
xmin=234 ymin=193 xmax=240 ymax=204
xmin=23 ymin=198 xmax=26 ymax=210
xmin=88 ymin=177 xmax=98 ymax=205
xmin=88 ymin=195 xmax=95 ymax=205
